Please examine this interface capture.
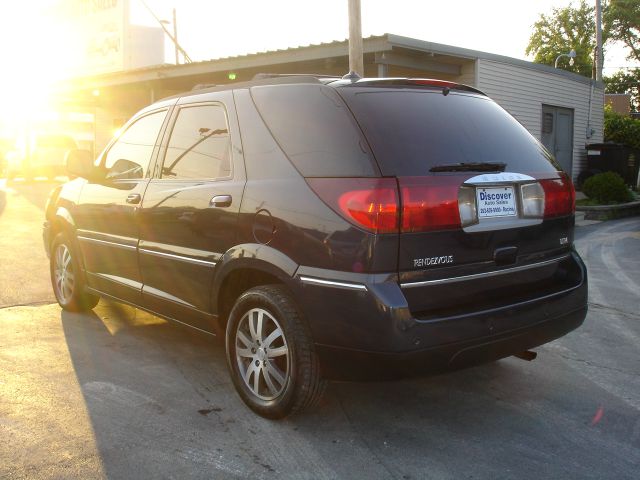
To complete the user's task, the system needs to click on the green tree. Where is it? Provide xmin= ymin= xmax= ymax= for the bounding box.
xmin=526 ymin=0 xmax=601 ymax=77
xmin=606 ymin=0 xmax=640 ymax=62
xmin=604 ymin=68 xmax=640 ymax=111
xmin=604 ymin=105 xmax=640 ymax=149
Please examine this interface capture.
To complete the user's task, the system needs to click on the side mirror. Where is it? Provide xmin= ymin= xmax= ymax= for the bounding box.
xmin=66 ymin=149 xmax=100 ymax=181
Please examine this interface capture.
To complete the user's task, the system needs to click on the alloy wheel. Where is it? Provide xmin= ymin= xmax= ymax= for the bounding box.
xmin=235 ymin=307 xmax=290 ymax=400
xmin=53 ymin=244 xmax=75 ymax=303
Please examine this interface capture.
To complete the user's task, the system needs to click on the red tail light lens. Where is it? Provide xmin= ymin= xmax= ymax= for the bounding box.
xmin=540 ymin=173 xmax=575 ymax=218
xmin=399 ymin=176 xmax=463 ymax=232
xmin=307 ymin=178 xmax=399 ymax=233
xmin=308 ymin=176 xmax=468 ymax=234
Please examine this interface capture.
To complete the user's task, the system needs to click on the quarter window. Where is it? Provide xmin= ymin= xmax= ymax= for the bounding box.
xmin=103 ymin=110 xmax=167 ymax=180
xmin=162 ymin=104 xmax=232 ymax=180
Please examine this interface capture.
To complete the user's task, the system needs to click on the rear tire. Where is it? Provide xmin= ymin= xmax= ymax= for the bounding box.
xmin=50 ymin=232 xmax=99 ymax=311
xmin=225 ymin=285 xmax=326 ymax=419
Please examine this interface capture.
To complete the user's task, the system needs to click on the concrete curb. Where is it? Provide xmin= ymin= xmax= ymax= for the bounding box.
xmin=574 ymin=212 xmax=602 ymax=227
xmin=576 ymin=200 xmax=640 ymax=221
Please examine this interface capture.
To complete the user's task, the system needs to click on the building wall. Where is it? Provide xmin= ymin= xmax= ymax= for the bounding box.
xmin=605 ymin=94 xmax=631 ymax=115
xmin=457 ymin=60 xmax=477 ymax=87
xmin=476 ymin=59 xmax=604 ymax=181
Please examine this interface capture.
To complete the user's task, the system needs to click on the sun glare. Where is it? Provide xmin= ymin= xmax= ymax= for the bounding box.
xmin=0 ymin=1 xmax=81 ymax=124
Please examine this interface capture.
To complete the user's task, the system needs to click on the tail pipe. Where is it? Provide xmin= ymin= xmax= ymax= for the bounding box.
xmin=513 ymin=350 xmax=537 ymax=361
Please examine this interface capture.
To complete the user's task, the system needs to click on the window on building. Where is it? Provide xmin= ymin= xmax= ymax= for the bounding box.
xmin=542 ymin=112 xmax=554 ymax=134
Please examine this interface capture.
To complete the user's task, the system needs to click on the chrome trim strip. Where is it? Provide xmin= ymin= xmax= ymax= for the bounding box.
xmin=88 ymin=272 xmax=142 ymax=290
xmin=77 ymin=236 xmax=137 ymax=251
xmin=299 ymin=276 xmax=368 ymax=291
xmin=465 ymin=172 xmax=536 ymax=184
xmin=143 ymin=285 xmax=197 ymax=309
xmin=401 ymin=254 xmax=571 ymax=289
xmin=139 ymin=248 xmax=217 ymax=267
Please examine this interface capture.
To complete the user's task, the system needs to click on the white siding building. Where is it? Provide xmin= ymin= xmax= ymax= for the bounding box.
xmin=373 ymin=35 xmax=604 ymax=181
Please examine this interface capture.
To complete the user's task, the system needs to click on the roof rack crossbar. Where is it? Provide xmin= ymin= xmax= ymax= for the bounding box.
xmin=252 ymin=73 xmax=339 ymax=80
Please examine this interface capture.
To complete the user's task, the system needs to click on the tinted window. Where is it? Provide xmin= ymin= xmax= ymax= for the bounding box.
xmin=339 ymin=88 xmax=559 ymax=176
xmin=162 ymin=104 xmax=232 ymax=179
xmin=104 ymin=110 xmax=167 ymax=179
xmin=251 ymin=84 xmax=377 ymax=177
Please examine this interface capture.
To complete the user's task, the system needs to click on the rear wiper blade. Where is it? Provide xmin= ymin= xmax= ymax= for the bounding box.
xmin=429 ymin=162 xmax=506 ymax=173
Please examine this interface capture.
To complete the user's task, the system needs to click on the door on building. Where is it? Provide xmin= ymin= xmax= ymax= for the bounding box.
xmin=541 ymin=105 xmax=574 ymax=175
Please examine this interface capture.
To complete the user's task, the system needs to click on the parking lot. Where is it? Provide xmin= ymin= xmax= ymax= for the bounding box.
xmin=1 ymin=180 xmax=639 ymax=479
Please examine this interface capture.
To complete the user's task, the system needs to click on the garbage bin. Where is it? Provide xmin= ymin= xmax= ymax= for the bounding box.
xmin=583 ymin=143 xmax=640 ymax=188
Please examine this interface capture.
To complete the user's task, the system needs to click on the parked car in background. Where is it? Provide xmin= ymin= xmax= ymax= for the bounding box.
xmin=43 ymin=75 xmax=588 ymax=418
xmin=7 ymin=134 xmax=77 ymax=180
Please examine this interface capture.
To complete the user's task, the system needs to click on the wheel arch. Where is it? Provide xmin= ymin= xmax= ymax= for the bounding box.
xmin=212 ymin=243 xmax=299 ymax=332
xmin=47 ymin=207 xmax=76 ymax=250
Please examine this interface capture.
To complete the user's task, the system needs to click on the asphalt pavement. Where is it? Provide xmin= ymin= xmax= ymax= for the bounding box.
xmin=1 ymin=181 xmax=639 ymax=479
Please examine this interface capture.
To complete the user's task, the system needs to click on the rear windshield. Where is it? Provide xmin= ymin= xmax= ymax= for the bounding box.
xmin=250 ymin=84 xmax=378 ymax=177
xmin=339 ymin=88 xmax=560 ymax=176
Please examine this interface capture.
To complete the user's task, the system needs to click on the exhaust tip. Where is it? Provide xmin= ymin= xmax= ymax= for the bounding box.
xmin=513 ymin=350 xmax=537 ymax=361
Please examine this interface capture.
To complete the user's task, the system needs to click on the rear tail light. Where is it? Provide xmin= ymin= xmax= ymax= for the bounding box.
xmin=306 ymin=178 xmax=399 ymax=234
xmin=458 ymin=186 xmax=478 ymax=227
xmin=520 ymin=182 xmax=545 ymax=218
xmin=309 ymin=173 xmax=574 ymax=235
xmin=308 ymin=176 xmax=467 ymax=234
xmin=540 ymin=173 xmax=575 ymax=218
xmin=399 ymin=177 xmax=463 ymax=232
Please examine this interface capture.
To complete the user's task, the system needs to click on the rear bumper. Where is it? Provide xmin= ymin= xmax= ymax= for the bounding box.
xmin=294 ymin=251 xmax=587 ymax=380
xmin=316 ymin=304 xmax=586 ymax=380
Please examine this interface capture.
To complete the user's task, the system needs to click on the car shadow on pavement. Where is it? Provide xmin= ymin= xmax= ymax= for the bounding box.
xmin=58 ymin=298 xmax=559 ymax=479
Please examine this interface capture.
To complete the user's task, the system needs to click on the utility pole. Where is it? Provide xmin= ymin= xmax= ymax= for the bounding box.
xmin=348 ymin=0 xmax=364 ymax=77
xmin=595 ymin=0 xmax=603 ymax=81
xmin=172 ymin=8 xmax=179 ymax=65
xmin=140 ymin=0 xmax=192 ymax=63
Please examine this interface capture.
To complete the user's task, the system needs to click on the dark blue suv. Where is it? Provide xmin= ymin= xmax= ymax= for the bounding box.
xmin=44 ymin=75 xmax=587 ymax=418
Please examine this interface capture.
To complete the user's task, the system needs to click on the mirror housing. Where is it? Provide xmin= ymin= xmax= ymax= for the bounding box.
xmin=66 ymin=149 xmax=100 ymax=181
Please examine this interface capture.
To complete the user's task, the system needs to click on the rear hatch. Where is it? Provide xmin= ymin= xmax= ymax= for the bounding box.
xmin=338 ymin=82 xmax=580 ymax=318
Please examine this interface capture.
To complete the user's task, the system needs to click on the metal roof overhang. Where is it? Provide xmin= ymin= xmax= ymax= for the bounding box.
xmin=56 ymin=33 xmax=599 ymax=109
xmin=64 ymin=34 xmax=477 ymax=92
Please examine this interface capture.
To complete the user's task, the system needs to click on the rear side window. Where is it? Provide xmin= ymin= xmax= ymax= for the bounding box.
xmin=162 ymin=104 xmax=232 ymax=180
xmin=339 ymin=88 xmax=560 ymax=176
xmin=250 ymin=84 xmax=377 ymax=177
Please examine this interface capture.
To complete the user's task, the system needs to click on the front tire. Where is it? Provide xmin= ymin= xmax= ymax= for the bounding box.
xmin=226 ymin=285 xmax=325 ymax=419
xmin=50 ymin=232 xmax=99 ymax=311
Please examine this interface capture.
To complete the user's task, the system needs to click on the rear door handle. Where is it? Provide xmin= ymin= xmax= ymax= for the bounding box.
xmin=210 ymin=195 xmax=232 ymax=208
xmin=126 ymin=193 xmax=142 ymax=204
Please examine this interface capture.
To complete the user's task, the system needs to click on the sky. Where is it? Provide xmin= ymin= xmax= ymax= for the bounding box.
xmin=129 ymin=0 xmax=636 ymax=73
xmin=0 ymin=0 xmax=637 ymax=120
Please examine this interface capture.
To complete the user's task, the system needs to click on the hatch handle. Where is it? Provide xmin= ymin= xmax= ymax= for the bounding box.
xmin=494 ymin=246 xmax=518 ymax=266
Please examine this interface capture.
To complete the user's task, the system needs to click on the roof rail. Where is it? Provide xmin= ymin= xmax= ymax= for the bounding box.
xmin=252 ymin=73 xmax=339 ymax=81
xmin=192 ymin=83 xmax=219 ymax=91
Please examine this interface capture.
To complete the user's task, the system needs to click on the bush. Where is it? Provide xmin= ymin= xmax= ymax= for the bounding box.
xmin=604 ymin=106 xmax=640 ymax=150
xmin=582 ymin=171 xmax=634 ymax=204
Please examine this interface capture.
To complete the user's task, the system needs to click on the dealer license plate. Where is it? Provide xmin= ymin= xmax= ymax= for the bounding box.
xmin=477 ymin=186 xmax=517 ymax=218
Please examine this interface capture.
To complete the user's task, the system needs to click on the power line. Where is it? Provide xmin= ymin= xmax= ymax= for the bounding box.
xmin=138 ymin=0 xmax=192 ymax=63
